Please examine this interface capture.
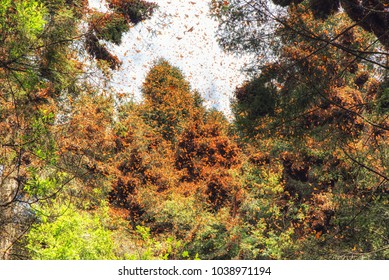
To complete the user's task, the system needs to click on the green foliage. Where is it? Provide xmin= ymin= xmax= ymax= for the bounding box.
xmin=24 ymin=171 xmax=66 ymax=198
xmin=15 ymin=0 xmax=46 ymax=37
xmin=239 ymin=221 xmax=297 ymax=259
xmin=377 ymin=84 xmax=389 ymax=113
xmin=143 ymin=193 xmax=198 ymax=237
xmin=0 ymin=0 xmax=46 ymax=43
xmin=0 ymin=0 xmax=47 ymax=93
xmin=232 ymin=75 xmax=277 ymax=138
xmin=120 ymin=225 xmax=188 ymax=260
xmin=107 ymin=0 xmax=158 ymax=25
xmin=28 ymin=109 xmax=57 ymax=163
xmin=189 ymin=218 xmax=232 ymax=259
xmin=91 ymin=12 xmax=129 ymax=45
xmin=237 ymin=159 xmax=306 ymax=259
xmin=26 ymin=203 xmax=116 ymax=260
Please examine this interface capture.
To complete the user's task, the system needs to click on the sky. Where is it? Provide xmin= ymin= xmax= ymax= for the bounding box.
xmin=89 ymin=0 xmax=251 ymax=117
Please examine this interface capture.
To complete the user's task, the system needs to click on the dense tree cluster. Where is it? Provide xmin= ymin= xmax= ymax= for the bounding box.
xmin=272 ymin=0 xmax=389 ymax=47
xmin=0 ymin=0 xmax=387 ymax=260
xmin=0 ymin=0 xmax=156 ymax=259
xmin=213 ymin=0 xmax=388 ymax=259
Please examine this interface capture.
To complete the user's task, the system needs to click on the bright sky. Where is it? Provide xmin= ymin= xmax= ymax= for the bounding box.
xmin=90 ymin=0 xmax=251 ymax=116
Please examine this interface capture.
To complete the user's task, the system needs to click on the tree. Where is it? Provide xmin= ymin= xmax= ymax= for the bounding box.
xmin=140 ymin=59 xmax=201 ymax=142
xmin=212 ymin=0 xmax=388 ymax=258
xmin=109 ymin=60 xmax=203 ymax=224
xmin=108 ymin=60 xmax=251 ymax=259
xmin=26 ymin=203 xmax=116 ymax=260
xmin=211 ymin=0 xmax=389 ymax=67
xmin=273 ymin=0 xmax=389 ymax=48
xmin=0 ymin=0 xmax=157 ymax=259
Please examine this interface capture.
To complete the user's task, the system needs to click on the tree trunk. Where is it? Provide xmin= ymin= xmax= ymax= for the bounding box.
xmin=0 ymin=170 xmax=17 ymax=260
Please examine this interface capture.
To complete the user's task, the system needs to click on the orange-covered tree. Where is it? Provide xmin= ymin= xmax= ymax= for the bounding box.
xmin=213 ymin=0 xmax=388 ymax=259
xmin=108 ymin=60 xmax=250 ymax=259
xmin=0 ymin=0 xmax=157 ymax=259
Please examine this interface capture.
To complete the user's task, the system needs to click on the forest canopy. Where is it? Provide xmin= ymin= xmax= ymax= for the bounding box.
xmin=0 ymin=0 xmax=388 ymax=260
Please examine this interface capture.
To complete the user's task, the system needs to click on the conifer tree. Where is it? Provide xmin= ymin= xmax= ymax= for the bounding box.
xmin=0 ymin=0 xmax=157 ymax=259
